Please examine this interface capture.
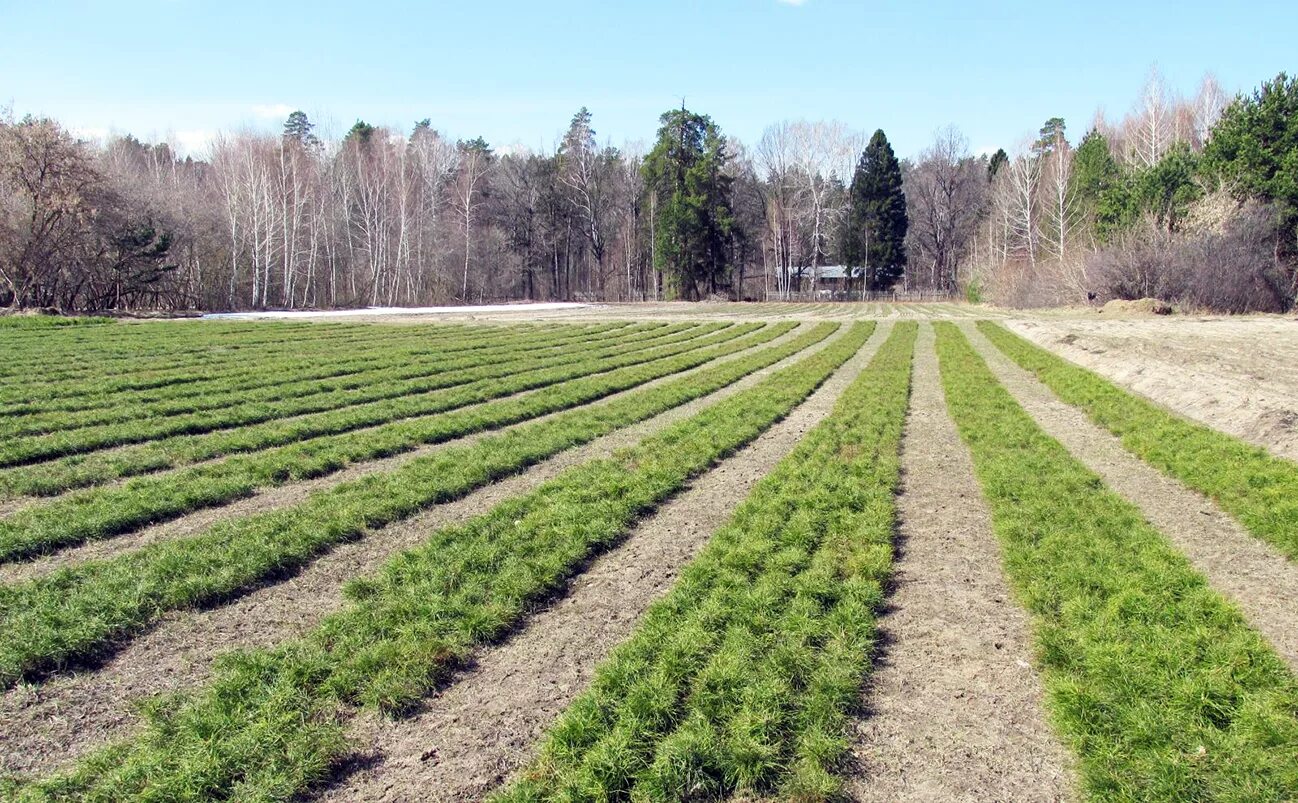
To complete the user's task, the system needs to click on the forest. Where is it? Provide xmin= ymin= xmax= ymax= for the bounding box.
xmin=1 ymin=69 xmax=1295 ymax=313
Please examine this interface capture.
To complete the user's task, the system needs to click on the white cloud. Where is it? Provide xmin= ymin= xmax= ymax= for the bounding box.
xmin=172 ymin=129 xmax=217 ymax=156
xmin=251 ymin=103 xmax=295 ymax=120
xmin=494 ymin=141 xmax=535 ymax=157
xmin=70 ymin=126 xmax=111 ymax=143
xmin=777 ymin=0 xmax=809 ymax=5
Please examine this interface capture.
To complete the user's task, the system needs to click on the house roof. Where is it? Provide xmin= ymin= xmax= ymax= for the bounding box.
xmin=813 ymin=265 xmax=858 ymax=280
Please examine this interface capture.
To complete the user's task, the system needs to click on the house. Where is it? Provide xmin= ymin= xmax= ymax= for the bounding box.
xmin=813 ymin=265 xmax=857 ymax=292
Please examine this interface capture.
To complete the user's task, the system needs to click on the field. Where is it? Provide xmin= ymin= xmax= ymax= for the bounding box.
xmin=1 ymin=303 xmax=1297 ymax=801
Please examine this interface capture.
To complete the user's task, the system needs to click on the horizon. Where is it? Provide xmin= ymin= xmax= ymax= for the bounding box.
xmin=4 ymin=0 xmax=1295 ymax=160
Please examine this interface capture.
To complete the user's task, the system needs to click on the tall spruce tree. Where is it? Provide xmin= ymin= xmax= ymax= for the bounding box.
xmin=641 ymin=107 xmax=734 ymax=300
xmin=1071 ymin=129 xmax=1134 ymax=242
xmin=844 ymin=129 xmax=908 ymax=291
xmin=987 ymin=148 xmax=1009 ymax=181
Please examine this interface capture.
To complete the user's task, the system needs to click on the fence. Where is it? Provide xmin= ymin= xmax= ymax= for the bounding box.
xmin=763 ymin=289 xmax=961 ymax=303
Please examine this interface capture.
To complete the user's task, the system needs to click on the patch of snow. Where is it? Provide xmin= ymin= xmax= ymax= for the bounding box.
xmin=203 ymin=303 xmax=591 ymax=320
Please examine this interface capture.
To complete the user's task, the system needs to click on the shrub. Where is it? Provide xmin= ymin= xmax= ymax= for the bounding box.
xmin=1088 ymin=200 xmax=1292 ymax=313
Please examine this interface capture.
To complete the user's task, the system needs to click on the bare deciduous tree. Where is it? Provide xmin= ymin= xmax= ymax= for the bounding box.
xmin=904 ymin=126 xmax=984 ymax=292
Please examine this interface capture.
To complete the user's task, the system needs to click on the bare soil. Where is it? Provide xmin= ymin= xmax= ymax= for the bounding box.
xmin=316 ymin=324 xmax=892 ymax=802
xmin=0 ymin=321 xmax=840 ymax=779
xmin=847 ymin=324 xmax=1075 ymax=803
xmin=967 ymin=322 xmax=1298 ymax=673
xmin=1005 ymin=317 xmax=1298 ymax=462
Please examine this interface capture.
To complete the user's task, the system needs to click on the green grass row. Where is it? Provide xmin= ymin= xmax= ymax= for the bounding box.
xmin=0 ymin=321 xmax=544 ymax=408
xmin=0 ymin=323 xmax=722 ymax=468
xmin=0 ymin=321 xmax=394 ymax=381
xmin=978 ymin=321 xmax=1298 ymax=561
xmin=0 ymin=315 xmax=114 ymax=329
xmin=936 ymin=322 xmax=1298 ymax=801
xmin=0 ymin=324 xmax=471 ymax=404
xmin=0 ymin=323 xmax=653 ymax=437
xmin=0 ymin=323 xmax=774 ymax=558
xmin=499 ymin=322 xmax=915 ymax=802
xmin=0 ymin=322 xmax=516 ymax=404
xmin=0 ymin=326 xmax=739 ymax=502
xmin=5 ymin=323 xmax=872 ymax=802
xmin=0 ymin=320 xmax=324 ymax=359
xmin=0 ymin=322 xmax=626 ymax=416
xmin=0 ymin=322 xmax=845 ymax=700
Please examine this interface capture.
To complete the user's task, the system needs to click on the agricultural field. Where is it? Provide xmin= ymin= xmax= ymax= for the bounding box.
xmin=1 ymin=304 xmax=1297 ymax=802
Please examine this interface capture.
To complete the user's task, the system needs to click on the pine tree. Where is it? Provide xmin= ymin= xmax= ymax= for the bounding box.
xmin=345 ymin=120 xmax=376 ymax=146
xmin=1202 ymin=72 xmax=1298 ymax=258
xmin=641 ymin=107 xmax=734 ymax=300
xmin=844 ymin=129 xmax=908 ymax=291
xmin=282 ymin=111 xmax=319 ymax=149
xmin=1034 ymin=117 xmax=1067 ymax=157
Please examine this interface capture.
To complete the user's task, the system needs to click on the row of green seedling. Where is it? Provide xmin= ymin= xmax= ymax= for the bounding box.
xmin=0 ymin=322 xmax=839 ymax=694
xmin=0 ymin=321 xmax=615 ymax=414
xmin=935 ymin=323 xmax=1298 ymax=801
xmin=0 ymin=323 xmax=655 ymax=437
xmin=3 ymin=323 xmax=870 ymax=801
xmin=0 ymin=320 xmax=391 ymax=381
xmin=0 ymin=319 xmax=329 ymax=362
xmin=0 ymin=322 xmax=631 ymax=422
xmin=978 ymin=321 xmax=1298 ymax=561
xmin=499 ymin=322 xmax=915 ymax=801
xmin=0 ymin=323 xmax=785 ymax=558
xmin=0 ymin=321 xmax=532 ymax=406
xmin=0 ymin=323 xmax=722 ymax=467
xmin=0 ymin=324 xmax=739 ymax=499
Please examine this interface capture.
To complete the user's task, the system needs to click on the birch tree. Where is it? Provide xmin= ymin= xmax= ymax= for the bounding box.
xmin=1127 ymin=68 xmax=1174 ymax=168
xmin=452 ymin=137 xmax=492 ymax=301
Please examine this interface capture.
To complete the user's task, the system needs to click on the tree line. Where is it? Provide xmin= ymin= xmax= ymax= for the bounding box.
xmin=2 ymin=68 xmax=1295 ymax=312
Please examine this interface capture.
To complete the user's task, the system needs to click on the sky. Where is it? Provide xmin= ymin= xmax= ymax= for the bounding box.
xmin=2 ymin=0 xmax=1296 ymax=160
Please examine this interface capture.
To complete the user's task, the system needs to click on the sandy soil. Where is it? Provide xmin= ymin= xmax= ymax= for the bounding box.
xmin=967 ymin=322 xmax=1298 ymax=673
xmin=316 ymin=324 xmax=892 ymax=802
xmin=1005 ymin=317 xmax=1298 ymax=462
xmin=847 ymin=324 xmax=1074 ymax=803
xmin=0 ymin=322 xmax=842 ymax=779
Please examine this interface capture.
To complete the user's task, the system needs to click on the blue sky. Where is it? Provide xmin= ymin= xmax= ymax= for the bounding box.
xmin=2 ymin=0 xmax=1295 ymax=158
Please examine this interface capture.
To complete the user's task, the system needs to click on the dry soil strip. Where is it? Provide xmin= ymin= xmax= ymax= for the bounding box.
xmin=1003 ymin=318 xmax=1298 ymax=463
xmin=846 ymin=324 xmax=1074 ymax=803
xmin=963 ymin=321 xmax=1298 ymax=673
xmin=316 ymin=323 xmax=893 ymax=802
xmin=0 ymin=322 xmax=844 ymax=779
xmin=0 ymin=324 xmax=813 ymax=585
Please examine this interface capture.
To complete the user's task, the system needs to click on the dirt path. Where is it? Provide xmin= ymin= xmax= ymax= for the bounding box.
xmin=315 ymin=325 xmax=893 ymax=802
xmin=847 ymin=324 xmax=1074 ymax=803
xmin=1005 ymin=317 xmax=1298 ymax=462
xmin=965 ymin=322 xmax=1298 ymax=672
xmin=0 ymin=324 xmax=813 ymax=585
xmin=0 ymin=322 xmax=849 ymax=780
